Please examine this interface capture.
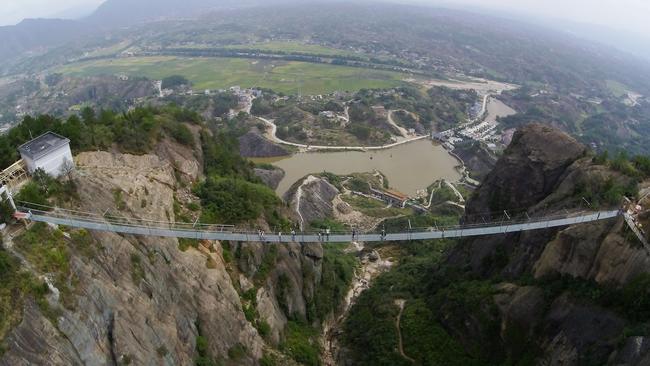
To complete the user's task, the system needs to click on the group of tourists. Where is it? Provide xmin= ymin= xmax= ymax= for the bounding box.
xmin=256 ymin=226 xmax=388 ymax=242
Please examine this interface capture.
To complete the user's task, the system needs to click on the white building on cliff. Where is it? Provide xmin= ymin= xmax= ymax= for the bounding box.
xmin=18 ymin=132 xmax=73 ymax=177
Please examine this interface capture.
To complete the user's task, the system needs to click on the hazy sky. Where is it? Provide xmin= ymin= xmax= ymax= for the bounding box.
xmin=427 ymin=0 xmax=650 ymax=34
xmin=1 ymin=0 xmax=650 ymax=36
xmin=0 ymin=0 xmax=104 ymax=25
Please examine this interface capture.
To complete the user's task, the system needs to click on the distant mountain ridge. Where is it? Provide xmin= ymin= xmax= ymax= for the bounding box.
xmin=0 ymin=18 xmax=93 ymax=63
xmin=84 ymin=0 xmax=279 ymax=27
xmin=0 ymin=0 xmax=289 ymax=64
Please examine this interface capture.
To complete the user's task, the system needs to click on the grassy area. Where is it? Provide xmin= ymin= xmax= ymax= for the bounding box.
xmin=55 ymin=56 xmax=406 ymax=95
xmin=401 ymin=299 xmax=478 ymax=365
xmin=281 ymin=321 xmax=321 ymax=366
xmin=605 ymin=80 xmax=629 ymax=98
xmin=84 ymin=40 xmax=132 ymax=58
xmin=223 ymin=41 xmax=357 ymax=57
xmin=10 ymin=222 xmax=100 ymax=310
xmin=343 ymin=238 xmax=466 ymax=365
xmin=427 ymin=182 xmax=459 ymax=207
xmin=0 ymin=249 xmax=49 ymax=350
xmin=342 ymin=194 xmax=411 ymax=218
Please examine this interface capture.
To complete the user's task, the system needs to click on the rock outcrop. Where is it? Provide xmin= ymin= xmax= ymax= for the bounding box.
xmin=1 ymin=144 xmax=325 ymax=365
xmin=451 ymin=123 xmax=649 ymax=285
xmin=254 ymin=167 xmax=285 ymax=190
xmin=239 ymin=130 xmax=289 ymax=158
xmin=441 ymin=124 xmax=650 ymax=365
xmin=2 ymin=151 xmax=264 ymax=365
xmin=288 ymin=176 xmax=340 ymax=229
xmin=465 ymin=123 xmax=586 ymax=219
xmin=453 ymin=141 xmax=497 ymax=180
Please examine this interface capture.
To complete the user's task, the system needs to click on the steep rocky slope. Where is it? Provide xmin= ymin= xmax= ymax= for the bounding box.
xmin=0 ymin=136 xmax=325 ymax=365
xmin=288 ymin=176 xmax=340 ymax=229
xmin=239 ymin=130 xmax=289 ymax=158
xmin=456 ymin=123 xmax=646 ymax=283
xmin=443 ymin=124 xmax=650 ymax=364
xmin=254 ymin=167 xmax=285 ymax=190
xmin=340 ymin=123 xmax=650 ymax=366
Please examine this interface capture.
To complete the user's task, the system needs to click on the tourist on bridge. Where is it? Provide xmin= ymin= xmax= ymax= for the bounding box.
xmin=291 ymin=229 xmax=296 ymax=241
xmin=326 ymin=227 xmax=331 ymax=241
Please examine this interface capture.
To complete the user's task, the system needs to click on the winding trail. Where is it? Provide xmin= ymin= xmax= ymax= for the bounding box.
xmin=394 ymin=299 xmax=415 ymax=364
xmin=386 ymin=110 xmax=412 ymax=139
xmin=257 ymin=116 xmax=427 ymax=152
xmin=444 ymin=180 xmax=466 ymax=203
xmin=423 ymin=180 xmax=465 ymax=209
xmin=293 ymin=175 xmax=319 ymax=231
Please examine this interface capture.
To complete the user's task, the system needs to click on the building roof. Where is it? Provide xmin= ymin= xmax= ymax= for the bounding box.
xmin=382 ymin=189 xmax=409 ymax=202
xmin=18 ymin=131 xmax=70 ymax=160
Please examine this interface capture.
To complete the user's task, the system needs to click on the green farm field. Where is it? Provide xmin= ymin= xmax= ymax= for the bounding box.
xmin=55 ymin=56 xmax=408 ymax=95
xmin=223 ymin=41 xmax=357 ymax=57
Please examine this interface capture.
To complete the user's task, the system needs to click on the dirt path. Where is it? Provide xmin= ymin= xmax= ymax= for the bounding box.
xmin=394 ymin=299 xmax=415 ymax=364
xmin=292 ymin=175 xmax=319 ymax=231
xmin=257 ymin=116 xmax=427 ymax=152
xmin=444 ymin=180 xmax=465 ymax=203
xmin=386 ymin=110 xmax=411 ymax=139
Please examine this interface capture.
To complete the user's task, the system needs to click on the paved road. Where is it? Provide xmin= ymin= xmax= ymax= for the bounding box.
xmin=23 ymin=210 xmax=620 ymax=244
xmin=257 ymin=116 xmax=427 ymax=152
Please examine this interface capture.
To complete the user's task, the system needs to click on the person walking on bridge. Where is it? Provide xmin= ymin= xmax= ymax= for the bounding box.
xmin=291 ymin=229 xmax=296 ymax=241
xmin=326 ymin=227 xmax=331 ymax=241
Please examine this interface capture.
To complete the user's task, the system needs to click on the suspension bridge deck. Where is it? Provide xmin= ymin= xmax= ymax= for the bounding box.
xmin=18 ymin=208 xmax=621 ymax=244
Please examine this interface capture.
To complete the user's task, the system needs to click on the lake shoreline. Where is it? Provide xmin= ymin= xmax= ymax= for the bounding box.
xmin=251 ymin=139 xmax=463 ymax=197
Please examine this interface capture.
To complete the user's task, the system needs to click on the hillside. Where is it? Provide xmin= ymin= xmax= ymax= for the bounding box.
xmin=0 ymin=18 xmax=93 ymax=65
xmin=84 ymin=0 xmax=239 ymax=27
xmin=2 ymin=1 xmax=649 ymax=155
xmin=341 ymin=124 xmax=650 ymax=365
xmin=0 ymin=107 xmax=357 ymax=365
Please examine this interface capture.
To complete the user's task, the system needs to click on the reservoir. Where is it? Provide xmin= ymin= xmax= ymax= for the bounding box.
xmin=252 ymin=139 xmax=462 ymax=197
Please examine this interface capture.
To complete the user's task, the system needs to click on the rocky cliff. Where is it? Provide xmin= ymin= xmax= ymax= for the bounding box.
xmin=0 ymin=137 xmax=324 ymax=365
xmin=239 ymin=130 xmax=289 ymax=158
xmin=254 ymin=167 xmax=285 ymax=190
xmin=455 ymin=123 xmax=646 ymax=283
xmin=441 ymin=123 xmax=650 ymax=364
xmin=285 ymin=175 xmax=340 ymax=230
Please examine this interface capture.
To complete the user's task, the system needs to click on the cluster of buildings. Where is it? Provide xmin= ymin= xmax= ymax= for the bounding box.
xmin=433 ymin=96 xmax=510 ymax=152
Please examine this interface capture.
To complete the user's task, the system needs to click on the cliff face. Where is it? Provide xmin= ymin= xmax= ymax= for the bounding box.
xmin=465 ymin=123 xmax=586 ymax=220
xmin=0 ymin=138 xmax=323 ymax=365
xmin=441 ymin=124 xmax=650 ymax=365
xmin=454 ymin=123 xmax=647 ymax=284
xmin=239 ymin=131 xmax=289 ymax=158
xmin=254 ymin=167 xmax=285 ymax=190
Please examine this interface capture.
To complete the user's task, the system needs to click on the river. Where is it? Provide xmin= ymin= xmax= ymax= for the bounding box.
xmin=252 ymin=139 xmax=462 ymax=197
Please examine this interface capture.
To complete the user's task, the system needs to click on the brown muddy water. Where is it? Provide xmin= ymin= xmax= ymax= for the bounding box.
xmin=252 ymin=139 xmax=462 ymax=197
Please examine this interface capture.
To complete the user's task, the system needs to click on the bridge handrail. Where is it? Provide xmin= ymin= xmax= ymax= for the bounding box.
xmin=18 ymin=206 xmax=620 ymax=238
